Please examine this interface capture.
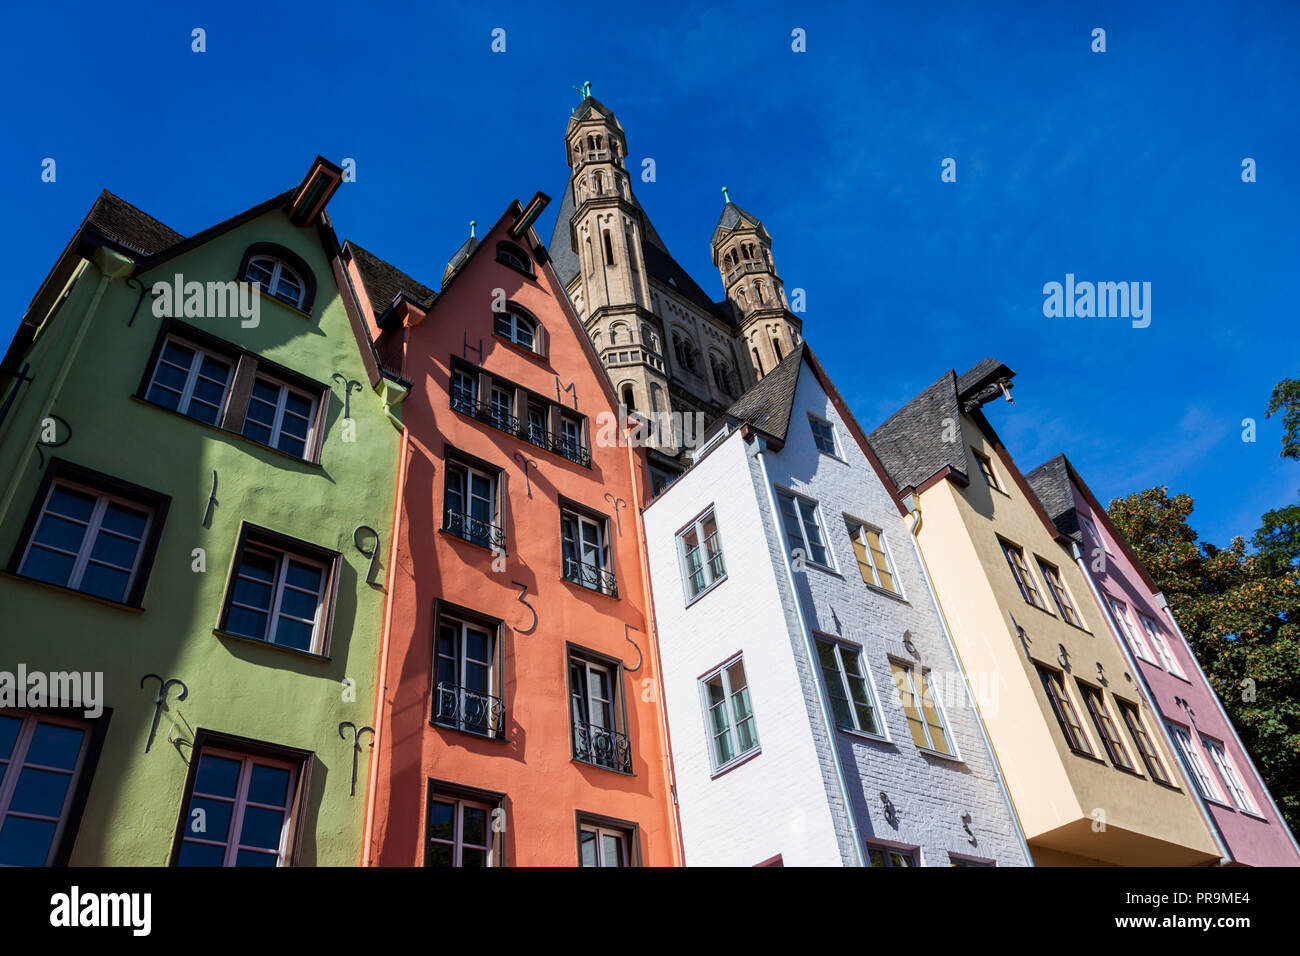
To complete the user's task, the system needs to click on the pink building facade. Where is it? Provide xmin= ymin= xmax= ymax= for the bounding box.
xmin=1027 ymin=455 xmax=1300 ymax=866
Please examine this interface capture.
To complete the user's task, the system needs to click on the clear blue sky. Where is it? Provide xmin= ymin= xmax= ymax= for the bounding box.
xmin=3 ymin=1 xmax=1296 ymax=546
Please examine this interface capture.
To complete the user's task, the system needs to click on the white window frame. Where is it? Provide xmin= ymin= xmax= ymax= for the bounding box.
xmin=775 ymin=488 xmax=834 ymax=571
xmin=494 ymin=310 xmax=536 ymax=351
xmin=849 ymin=521 xmax=900 ymax=595
xmin=677 ymin=507 xmax=727 ymax=602
xmin=1080 ymin=514 xmax=1112 ymax=555
xmin=0 ymin=712 xmax=91 ymax=866
xmin=699 ymin=655 xmax=760 ymax=773
xmin=578 ymin=823 xmax=630 ymax=867
xmin=445 ymin=462 xmax=498 ymax=539
xmin=1202 ymin=737 xmax=1260 ymax=815
xmin=242 ymin=375 xmax=318 ymax=459
xmin=890 ymin=660 xmax=956 ymax=757
xmin=18 ymin=480 xmax=153 ymax=603
xmin=227 ymin=544 xmax=328 ymax=654
xmin=562 ymin=510 xmax=612 ymax=595
xmin=178 ymin=748 xmax=297 ymax=867
xmin=145 ymin=336 xmax=233 ymax=423
xmin=451 ymin=370 xmax=478 ymax=411
xmin=427 ymin=794 xmax=496 ymax=866
xmin=434 ymin=617 xmax=498 ymax=735
xmin=816 ymin=638 xmax=885 ymax=739
xmin=1107 ymin=597 xmax=1157 ymax=664
xmin=1138 ymin=613 xmax=1186 ymax=679
xmin=807 ymin=413 xmax=838 ymax=457
xmin=1169 ymin=724 xmax=1226 ymax=804
xmin=244 ymin=255 xmax=305 ymax=309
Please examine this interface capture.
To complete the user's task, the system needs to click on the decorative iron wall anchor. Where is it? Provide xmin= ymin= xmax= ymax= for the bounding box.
xmin=880 ymin=791 xmax=898 ymax=827
xmin=554 ymin=376 xmax=577 ymax=409
xmin=202 ymin=470 xmax=218 ymax=528
xmin=603 ymin=494 xmax=627 ymax=535
xmin=338 ymin=722 xmax=375 ymax=797
xmin=512 ymin=452 xmax=538 ymax=498
xmin=463 ymin=332 xmax=483 ymax=362
xmin=35 ymin=414 xmax=71 ymax=468
xmin=623 ymin=623 xmax=643 ymax=673
xmin=332 ymin=373 xmax=362 ymax=420
xmin=140 ymin=674 xmax=188 ymax=754
xmin=962 ymin=811 xmax=977 ymax=845
xmin=354 ymin=525 xmax=381 ymax=586
xmin=124 ymin=276 xmax=148 ymax=327
xmin=511 ymin=581 xmax=537 ymax=634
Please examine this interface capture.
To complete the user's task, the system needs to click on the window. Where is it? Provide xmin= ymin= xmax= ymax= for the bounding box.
xmin=12 ymin=462 xmax=168 ymax=607
xmin=1118 ymin=700 xmax=1172 ymax=784
xmin=849 ymin=522 xmax=898 ymax=594
xmin=1038 ymin=559 xmax=1082 ymax=627
xmin=1139 ymin=614 xmax=1186 ymax=679
xmin=972 ymin=449 xmax=1003 ymax=492
xmin=816 ymin=639 xmax=881 ymax=736
xmin=426 ymin=785 xmax=503 ymax=866
xmin=1000 ymin=539 xmax=1045 ymax=609
xmin=577 ymin=814 xmax=638 ymax=867
xmin=700 ymin=657 xmax=759 ymax=772
xmin=568 ymin=650 xmax=630 ymax=773
xmin=889 ymin=661 xmax=953 ymax=755
xmin=145 ymin=337 xmax=233 ymax=425
xmin=443 ymin=460 xmax=503 ymax=551
xmin=776 ymin=489 xmax=830 ymax=568
xmin=241 ymin=376 xmax=317 ymax=459
xmin=495 ymin=241 xmax=531 ymax=275
xmin=0 ymin=713 xmax=92 ymax=866
xmin=174 ymin=742 xmax=304 ymax=867
xmin=494 ymin=309 xmax=537 ymax=351
xmin=1170 ymin=724 xmax=1225 ymax=803
xmin=451 ymin=369 xmax=477 ymax=414
xmin=711 ymin=357 xmax=734 ymax=396
xmin=1203 ymin=738 xmax=1259 ymax=814
xmin=220 ymin=526 xmax=339 ymax=656
xmin=433 ymin=611 xmax=503 ymax=739
xmin=526 ymin=403 xmax=547 ymax=446
xmin=558 ymin=415 xmax=587 ymax=465
xmin=949 ymin=855 xmax=994 ymax=867
xmin=243 ymin=255 xmax=305 ymax=309
xmin=1077 ymin=682 xmax=1134 ymax=770
xmin=1080 ymin=515 xmax=1111 ymax=555
xmin=678 ymin=508 xmax=726 ymax=600
xmin=562 ymin=506 xmax=616 ymax=596
xmin=866 ymin=843 xmax=917 ymax=867
xmin=808 ymin=414 xmax=837 ymax=456
xmin=1107 ymin=597 xmax=1156 ymax=664
xmin=1036 ymin=665 xmax=1092 ymax=755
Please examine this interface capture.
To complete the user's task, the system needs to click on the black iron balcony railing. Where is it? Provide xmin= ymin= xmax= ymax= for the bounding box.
xmin=433 ymin=682 xmax=506 ymax=740
xmin=572 ymin=720 xmax=632 ymax=774
xmin=451 ymin=392 xmax=591 ymax=468
xmin=443 ymin=509 xmax=506 ymax=551
xmin=563 ymin=558 xmax=618 ymax=597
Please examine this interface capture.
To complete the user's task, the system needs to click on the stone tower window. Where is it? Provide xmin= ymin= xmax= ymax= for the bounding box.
xmin=603 ymin=231 xmax=616 ymax=266
xmin=752 ymin=346 xmax=765 ymax=377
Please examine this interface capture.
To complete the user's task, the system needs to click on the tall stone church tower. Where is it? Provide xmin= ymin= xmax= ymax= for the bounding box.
xmin=549 ymin=94 xmax=802 ymax=491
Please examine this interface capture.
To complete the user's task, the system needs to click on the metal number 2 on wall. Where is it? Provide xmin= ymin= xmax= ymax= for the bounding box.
xmin=354 ymin=525 xmax=382 ymax=586
xmin=35 ymin=414 xmax=71 ymax=468
xmin=511 ymin=581 xmax=537 ymax=634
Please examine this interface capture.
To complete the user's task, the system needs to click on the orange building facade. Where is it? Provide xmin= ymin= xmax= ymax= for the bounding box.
xmin=351 ymin=199 xmax=681 ymax=866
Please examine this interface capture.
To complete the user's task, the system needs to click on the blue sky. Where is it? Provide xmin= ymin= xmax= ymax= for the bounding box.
xmin=3 ymin=1 xmax=1296 ymax=545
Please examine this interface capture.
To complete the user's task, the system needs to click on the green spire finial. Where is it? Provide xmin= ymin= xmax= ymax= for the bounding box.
xmin=721 ymin=186 xmax=730 ymax=205
xmin=470 ymin=220 xmax=476 ymax=239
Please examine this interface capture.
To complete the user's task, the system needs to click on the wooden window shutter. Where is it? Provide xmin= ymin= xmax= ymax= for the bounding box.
xmin=285 ymin=754 xmax=316 ymax=866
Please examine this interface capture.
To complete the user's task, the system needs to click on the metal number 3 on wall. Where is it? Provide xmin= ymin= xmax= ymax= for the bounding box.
xmin=511 ymin=581 xmax=537 ymax=634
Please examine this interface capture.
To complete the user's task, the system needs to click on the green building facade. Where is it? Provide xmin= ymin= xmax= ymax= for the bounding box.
xmin=0 ymin=159 xmax=404 ymax=866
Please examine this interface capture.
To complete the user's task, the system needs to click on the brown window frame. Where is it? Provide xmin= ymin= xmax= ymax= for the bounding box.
xmin=1036 ymin=664 xmax=1093 ymax=756
xmin=1038 ymin=558 xmax=1083 ymax=627
xmin=574 ymin=809 xmax=641 ymax=867
xmin=999 ymin=537 xmax=1046 ymax=610
xmin=425 ymin=779 xmax=507 ymax=867
xmin=1117 ymin=698 xmax=1173 ymax=785
xmin=1077 ymin=680 xmax=1135 ymax=771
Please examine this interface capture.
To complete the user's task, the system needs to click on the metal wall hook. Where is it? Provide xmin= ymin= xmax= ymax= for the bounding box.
xmin=338 ymin=722 xmax=376 ymax=797
xmin=124 ymin=276 xmax=148 ymax=327
xmin=880 ymin=791 xmax=898 ymax=827
xmin=202 ymin=469 xmax=218 ymax=528
xmin=35 ymin=414 xmax=71 ymax=468
xmin=140 ymin=674 xmax=188 ymax=754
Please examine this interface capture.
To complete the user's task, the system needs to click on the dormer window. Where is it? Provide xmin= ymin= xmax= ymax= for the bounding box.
xmin=244 ymin=256 xmax=305 ymax=309
xmin=495 ymin=241 xmax=531 ymax=275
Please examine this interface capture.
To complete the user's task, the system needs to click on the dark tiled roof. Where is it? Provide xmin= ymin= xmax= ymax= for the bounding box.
xmin=957 ymin=357 xmax=1003 ymax=395
xmin=442 ymin=236 xmax=478 ymax=287
xmin=569 ymin=95 xmax=622 ymax=127
xmin=1025 ymin=454 xmax=1083 ymax=542
xmin=713 ymin=200 xmax=765 ymax=238
xmin=348 ymin=242 xmax=436 ymax=317
xmin=723 ymin=343 xmax=805 ymax=441
xmin=85 ymin=190 xmax=184 ymax=256
xmin=867 ymin=370 xmax=969 ymax=492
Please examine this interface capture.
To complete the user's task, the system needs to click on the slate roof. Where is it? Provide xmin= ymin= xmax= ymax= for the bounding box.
xmin=84 ymin=190 xmax=184 ymax=256
xmin=867 ymin=369 xmax=969 ymax=493
xmin=957 ymin=356 xmax=1005 ymax=396
xmin=722 ymin=343 xmax=805 ymax=441
xmin=1025 ymin=454 xmax=1084 ymax=542
xmin=348 ymin=242 xmax=436 ymax=316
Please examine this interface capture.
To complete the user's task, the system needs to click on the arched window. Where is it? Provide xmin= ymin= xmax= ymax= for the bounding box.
xmin=494 ymin=307 xmax=538 ymax=352
xmin=603 ymin=231 xmax=616 ymax=266
xmin=711 ymin=356 xmax=733 ymax=396
xmin=496 ymin=241 xmax=531 ymax=274
xmin=621 ymin=385 xmax=636 ymax=413
xmin=772 ymin=336 xmax=784 ymax=362
xmin=756 ymin=283 xmax=767 ymax=306
xmin=752 ymin=346 xmax=765 ymax=377
xmin=674 ymin=333 xmax=698 ymax=373
xmin=239 ymin=243 xmax=315 ymax=311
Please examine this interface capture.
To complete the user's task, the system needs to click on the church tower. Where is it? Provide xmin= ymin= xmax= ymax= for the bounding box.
xmin=711 ymin=197 xmax=802 ymax=381
xmin=560 ymin=95 xmax=679 ymax=453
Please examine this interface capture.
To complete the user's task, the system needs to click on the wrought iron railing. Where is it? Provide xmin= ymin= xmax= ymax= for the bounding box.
xmin=433 ymin=682 xmax=506 ymax=740
xmin=443 ymin=509 xmax=506 ymax=551
xmin=451 ymin=392 xmax=590 ymax=467
xmin=563 ymin=558 xmax=618 ymax=597
xmin=572 ymin=720 xmax=632 ymax=773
